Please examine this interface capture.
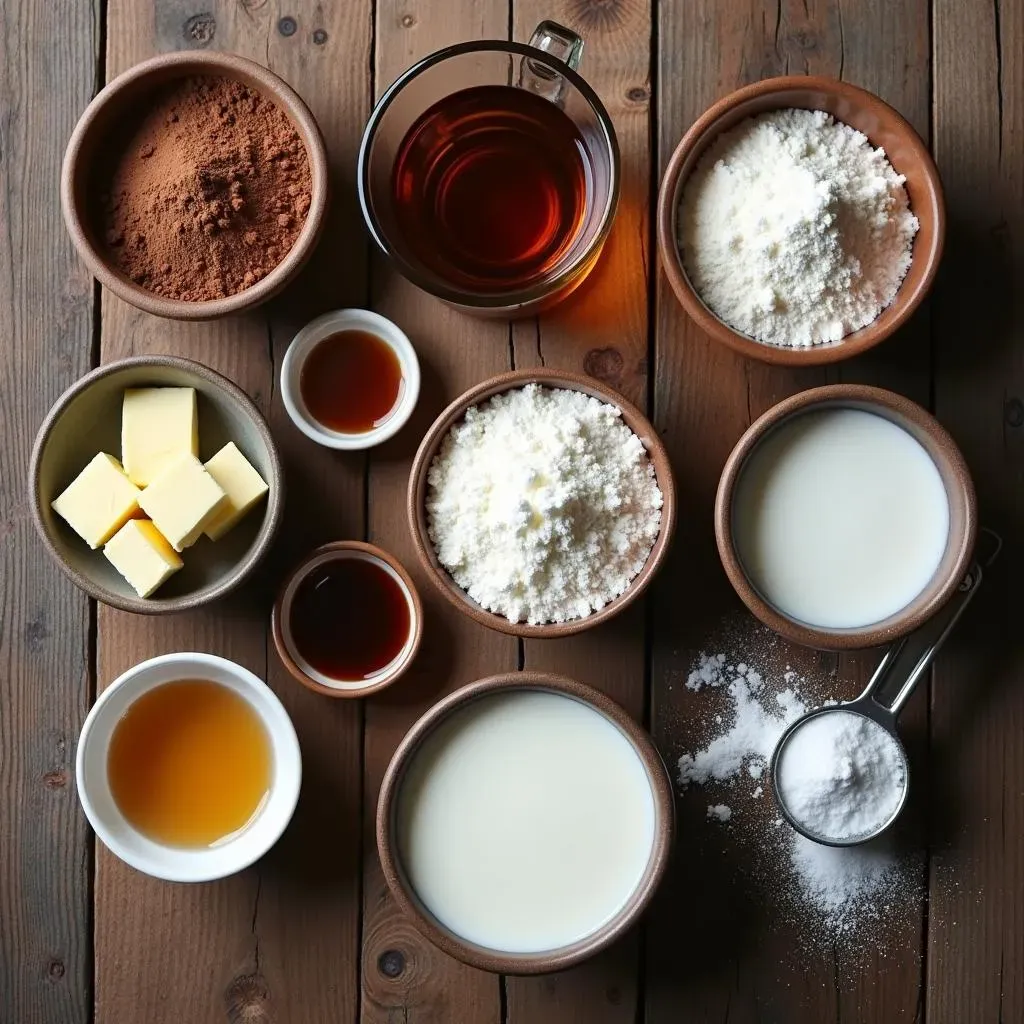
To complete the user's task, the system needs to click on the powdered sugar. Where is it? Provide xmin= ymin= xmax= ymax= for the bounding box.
xmin=426 ymin=385 xmax=662 ymax=624
xmin=678 ymin=108 xmax=919 ymax=348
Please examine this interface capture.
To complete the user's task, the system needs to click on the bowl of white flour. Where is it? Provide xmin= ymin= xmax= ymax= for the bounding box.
xmin=407 ymin=369 xmax=676 ymax=637
xmin=656 ymin=75 xmax=945 ymax=365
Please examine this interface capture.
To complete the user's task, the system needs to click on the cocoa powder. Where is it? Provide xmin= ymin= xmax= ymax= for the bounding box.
xmin=98 ymin=76 xmax=312 ymax=302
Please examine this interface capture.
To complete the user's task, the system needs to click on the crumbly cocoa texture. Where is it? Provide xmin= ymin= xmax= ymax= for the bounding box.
xmin=98 ymin=76 xmax=312 ymax=302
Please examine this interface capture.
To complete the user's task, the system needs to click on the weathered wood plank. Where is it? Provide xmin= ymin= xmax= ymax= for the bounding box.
xmin=928 ymin=0 xmax=1024 ymax=1019
xmin=506 ymin=0 xmax=652 ymax=1019
xmin=93 ymin=2 xmax=369 ymax=1022
xmin=360 ymin=3 xmax=514 ymax=1023
xmin=647 ymin=0 xmax=931 ymax=1020
xmin=0 ymin=2 xmax=99 ymax=1022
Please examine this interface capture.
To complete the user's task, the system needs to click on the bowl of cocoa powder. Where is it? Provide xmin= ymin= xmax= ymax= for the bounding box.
xmin=62 ymin=51 xmax=328 ymax=320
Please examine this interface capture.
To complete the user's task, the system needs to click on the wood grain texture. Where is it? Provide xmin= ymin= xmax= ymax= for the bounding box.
xmin=0 ymin=3 xmax=99 ymax=1023
xmin=94 ymin=3 xmax=369 ymax=1022
xmin=507 ymin=0 xmax=652 ymax=1019
xmin=647 ymin=0 xmax=931 ymax=1021
xmin=928 ymin=0 xmax=1024 ymax=1020
xmin=360 ymin=3 xmax=514 ymax=1023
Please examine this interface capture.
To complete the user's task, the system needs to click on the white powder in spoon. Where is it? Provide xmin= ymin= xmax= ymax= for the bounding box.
xmin=776 ymin=710 xmax=907 ymax=842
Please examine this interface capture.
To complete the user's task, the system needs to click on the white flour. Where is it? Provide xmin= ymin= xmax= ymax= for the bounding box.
xmin=678 ymin=649 xmax=913 ymax=941
xmin=426 ymin=385 xmax=662 ymax=624
xmin=777 ymin=710 xmax=907 ymax=842
xmin=678 ymin=108 xmax=919 ymax=347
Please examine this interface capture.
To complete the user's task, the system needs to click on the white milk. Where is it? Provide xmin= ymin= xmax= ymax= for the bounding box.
xmin=733 ymin=408 xmax=949 ymax=629
xmin=396 ymin=690 xmax=656 ymax=953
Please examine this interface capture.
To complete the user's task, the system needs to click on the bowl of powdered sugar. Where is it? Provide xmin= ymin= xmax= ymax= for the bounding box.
xmin=656 ymin=76 xmax=944 ymax=365
xmin=408 ymin=370 xmax=676 ymax=637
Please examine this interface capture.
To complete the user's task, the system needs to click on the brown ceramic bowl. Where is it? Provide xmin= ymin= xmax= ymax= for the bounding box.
xmin=407 ymin=369 xmax=676 ymax=638
xmin=715 ymin=385 xmax=976 ymax=650
xmin=376 ymin=671 xmax=674 ymax=974
xmin=29 ymin=356 xmax=283 ymax=614
xmin=272 ymin=541 xmax=423 ymax=698
xmin=61 ymin=51 xmax=328 ymax=321
xmin=657 ymin=76 xmax=945 ymax=365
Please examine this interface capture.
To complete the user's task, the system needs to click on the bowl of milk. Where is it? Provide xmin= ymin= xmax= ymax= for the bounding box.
xmin=375 ymin=672 xmax=674 ymax=973
xmin=715 ymin=384 xmax=977 ymax=650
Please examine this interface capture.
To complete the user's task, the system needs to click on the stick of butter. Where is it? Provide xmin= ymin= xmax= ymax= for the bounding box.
xmin=202 ymin=442 xmax=270 ymax=541
xmin=51 ymin=452 xmax=141 ymax=549
xmin=122 ymin=387 xmax=199 ymax=486
xmin=104 ymin=519 xmax=184 ymax=598
xmin=139 ymin=453 xmax=227 ymax=551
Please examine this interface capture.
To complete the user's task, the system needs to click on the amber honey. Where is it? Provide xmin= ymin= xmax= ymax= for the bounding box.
xmin=300 ymin=330 xmax=404 ymax=434
xmin=107 ymin=679 xmax=272 ymax=848
xmin=391 ymin=85 xmax=589 ymax=292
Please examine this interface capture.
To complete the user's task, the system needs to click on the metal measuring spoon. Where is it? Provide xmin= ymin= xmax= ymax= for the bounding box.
xmin=770 ymin=532 xmax=1000 ymax=848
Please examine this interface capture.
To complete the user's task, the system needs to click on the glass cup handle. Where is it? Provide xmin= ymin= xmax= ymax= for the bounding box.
xmin=519 ymin=20 xmax=584 ymax=104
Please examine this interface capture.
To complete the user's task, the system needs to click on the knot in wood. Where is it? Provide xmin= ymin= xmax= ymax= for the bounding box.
xmin=224 ymin=973 xmax=271 ymax=1023
xmin=42 ymin=769 xmax=67 ymax=789
xmin=182 ymin=13 xmax=216 ymax=46
xmin=401 ymin=14 xmax=416 ymax=28
xmin=569 ymin=0 xmax=631 ymax=31
xmin=583 ymin=347 xmax=624 ymax=386
xmin=277 ymin=16 xmax=297 ymax=37
xmin=312 ymin=29 xmax=328 ymax=45
xmin=626 ymin=86 xmax=649 ymax=104
xmin=47 ymin=958 xmax=65 ymax=981
xmin=378 ymin=949 xmax=405 ymax=978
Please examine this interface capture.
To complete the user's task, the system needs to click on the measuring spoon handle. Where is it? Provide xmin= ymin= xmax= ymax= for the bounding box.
xmin=853 ymin=562 xmax=984 ymax=723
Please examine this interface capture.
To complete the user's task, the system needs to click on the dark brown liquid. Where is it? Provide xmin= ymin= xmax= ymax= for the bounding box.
xmin=300 ymin=330 xmax=403 ymax=434
xmin=391 ymin=85 xmax=589 ymax=291
xmin=289 ymin=557 xmax=411 ymax=681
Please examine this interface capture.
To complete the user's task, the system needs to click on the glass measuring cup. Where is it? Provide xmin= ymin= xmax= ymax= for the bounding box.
xmin=770 ymin=535 xmax=999 ymax=847
xmin=357 ymin=21 xmax=620 ymax=318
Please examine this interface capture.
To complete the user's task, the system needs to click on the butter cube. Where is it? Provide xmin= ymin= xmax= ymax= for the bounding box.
xmin=138 ymin=454 xmax=227 ymax=551
xmin=202 ymin=442 xmax=270 ymax=540
xmin=104 ymin=519 xmax=184 ymax=598
xmin=51 ymin=452 xmax=141 ymax=549
xmin=122 ymin=387 xmax=199 ymax=486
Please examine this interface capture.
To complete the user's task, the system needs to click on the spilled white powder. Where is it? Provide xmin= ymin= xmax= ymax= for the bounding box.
xmin=707 ymin=803 xmax=733 ymax=822
xmin=678 ymin=109 xmax=919 ymax=348
xmin=427 ymin=385 xmax=663 ymax=624
xmin=678 ymin=649 xmax=912 ymax=941
xmin=777 ymin=710 xmax=907 ymax=842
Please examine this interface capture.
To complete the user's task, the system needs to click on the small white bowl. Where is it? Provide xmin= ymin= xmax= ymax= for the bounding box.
xmin=280 ymin=308 xmax=420 ymax=450
xmin=76 ymin=652 xmax=302 ymax=882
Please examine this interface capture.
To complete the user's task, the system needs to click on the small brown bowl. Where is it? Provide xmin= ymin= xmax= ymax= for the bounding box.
xmin=272 ymin=541 xmax=423 ymax=698
xmin=407 ymin=369 xmax=676 ymax=638
xmin=61 ymin=51 xmax=328 ymax=321
xmin=29 ymin=356 xmax=283 ymax=614
xmin=715 ymin=384 xmax=976 ymax=650
xmin=656 ymin=76 xmax=945 ymax=366
xmin=376 ymin=671 xmax=674 ymax=974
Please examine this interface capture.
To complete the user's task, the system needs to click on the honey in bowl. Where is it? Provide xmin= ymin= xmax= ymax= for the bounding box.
xmin=289 ymin=556 xmax=411 ymax=682
xmin=391 ymin=85 xmax=590 ymax=292
xmin=107 ymin=679 xmax=272 ymax=848
xmin=300 ymin=329 xmax=404 ymax=434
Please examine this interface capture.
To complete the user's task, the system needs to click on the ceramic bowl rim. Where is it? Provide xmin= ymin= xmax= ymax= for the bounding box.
xmin=655 ymin=75 xmax=946 ymax=366
xmin=714 ymin=383 xmax=977 ymax=650
xmin=28 ymin=354 xmax=284 ymax=614
xmin=375 ymin=671 xmax=675 ymax=974
xmin=271 ymin=540 xmax=424 ymax=698
xmin=279 ymin=309 xmax=421 ymax=450
xmin=75 ymin=652 xmax=301 ymax=882
xmin=406 ymin=368 xmax=676 ymax=638
xmin=60 ymin=50 xmax=329 ymax=321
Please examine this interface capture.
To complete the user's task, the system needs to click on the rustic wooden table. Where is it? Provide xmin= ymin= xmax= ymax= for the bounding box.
xmin=3 ymin=0 xmax=1021 ymax=1021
